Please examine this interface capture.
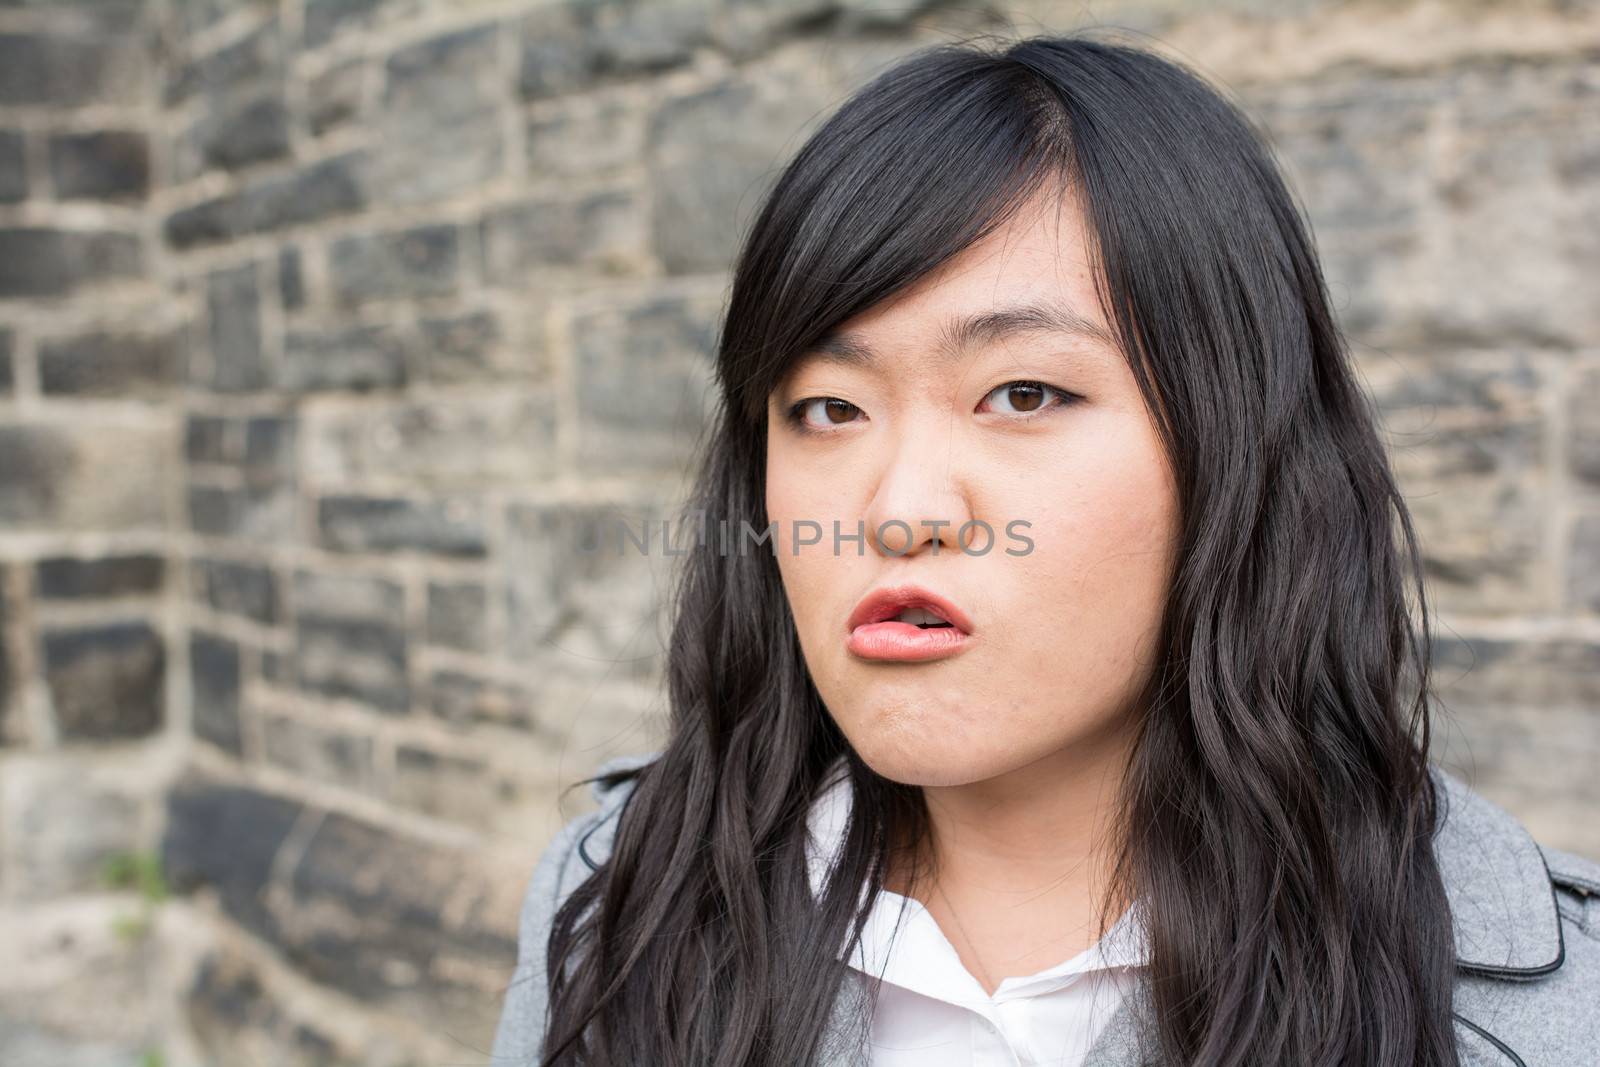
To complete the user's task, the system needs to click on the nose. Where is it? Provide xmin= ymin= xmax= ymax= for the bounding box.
xmin=861 ymin=421 xmax=975 ymax=558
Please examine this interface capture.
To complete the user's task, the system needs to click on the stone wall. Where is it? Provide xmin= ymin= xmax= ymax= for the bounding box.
xmin=0 ymin=0 xmax=1595 ymax=1064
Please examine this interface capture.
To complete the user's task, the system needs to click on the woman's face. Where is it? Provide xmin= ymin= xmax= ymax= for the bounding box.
xmin=764 ymin=188 xmax=1181 ymax=787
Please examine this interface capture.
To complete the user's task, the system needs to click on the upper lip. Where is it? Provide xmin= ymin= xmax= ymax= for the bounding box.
xmin=846 ymin=584 xmax=975 ymax=634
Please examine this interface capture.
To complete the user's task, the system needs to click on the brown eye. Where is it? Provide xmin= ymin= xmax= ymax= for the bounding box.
xmin=823 ymin=399 xmax=857 ymax=423
xmin=792 ymin=397 xmax=862 ymax=431
xmin=980 ymin=380 xmax=1073 ymax=417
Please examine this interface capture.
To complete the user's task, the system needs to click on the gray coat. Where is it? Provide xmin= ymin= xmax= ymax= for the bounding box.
xmin=492 ymin=752 xmax=1600 ymax=1066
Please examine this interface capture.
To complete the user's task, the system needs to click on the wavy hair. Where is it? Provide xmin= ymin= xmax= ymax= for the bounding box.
xmin=539 ymin=32 xmax=1460 ymax=1067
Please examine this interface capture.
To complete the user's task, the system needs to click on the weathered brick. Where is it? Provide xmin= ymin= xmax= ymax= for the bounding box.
xmin=165 ymin=151 xmax=367 ymax=249
xmin=173 ymin=89 xmax=292 ymax=179
xmin=328 ymin=223 xmax=460 ymax=305
xmin=503 ymin=501 xmax=669 ymax=680
xmin=191 ymin=557 xmax=280 ymax=624
xmin=0 ymin=30 xmax=141 ymax=107
xmin=426 ymin=580 xmax=487 ymax=652
xmin=190 ymin=630 xmax=243 ymax=757
xmin=307 ymin=57 xmax=365 ymax=136
xmin=282 ymin=322 xmax=409 ymax=392
xmin=188 ymin=483 xmax=295 ymax=542
xmin=185 ymin=948 xmax=359 ymax=1067
xmin=37 ymin=328 xmax=181 ymax=396
xmin=302 ymin=393 xmax=559 ymax=487
xmin=292 ymin=570 xmax=408 ymax=713
xmin=164 ymin=16 xmax=283 ymax=105
xmin=278 ymin=804 xmax=517 ymax=1022
xmin=278 ymin=244 xmax=305 ymax=311
xmin=0 ymin=227 xmax=143 ymax=298
xmin=1569 ymin=515 xmax=1600 ymax=613
xmin=427 ymin=668 xmax=543 ymax=735
xmin=527 ymin=96 xmax=641 ymax=179
xmin=392 ymin=742 xmax=509 ymax=826
xmin=0 ymin=327 xmax=13 ymax=394
xmin=571 ymin=293 xmax=718 ymax=475
xmin=1361 ymin=351 xmax=1547 ymax=615
xmin=647 ymin=75 xmax=832 ymax=274
xmin=1433 ymin=635 xmax=1600 ymax=710
xmin=260 ymin=710 xmax=374 ymax=789
xmin=34 ymin=553 xmax=165 ymax=599
xmin=1571 ymin=365 xmax=1600 ymax=488
xmin=480 ymin=189 xmax=645 ymax=280
xmin=48 ymin=130 xmax=150 ymax=201
xmin=162 ymin=769 xmax=304 ymax=942
xmin=416 ymin=308 xmax=503 ymax=381
xmin=0 ymin=129 xmax=25 ymax=203
xmin=304 ymin=0 xmax=390 ymax=49
xmin=317 ymin=494 xmax=488 ymax=558
xmin=0 ymin=422 xmax=168 ymax=530
xmin=43 ymin=620 xmax=165 ymax=740
xmin=0 ymin=575 xmax=11 ymax=742
xmin=184 ymin=412 xmax=296 ymax=473
xmin=517 ymin=4 xmax=598 ymax=100
xmin=205 ymin=261 xmax=267 ymax=392
xmin=366 ymin=25 xmax=503 ymax=206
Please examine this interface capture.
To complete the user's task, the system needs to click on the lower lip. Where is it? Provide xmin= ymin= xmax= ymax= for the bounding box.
xmin=846 ymin=621 xmax=971 ymax=662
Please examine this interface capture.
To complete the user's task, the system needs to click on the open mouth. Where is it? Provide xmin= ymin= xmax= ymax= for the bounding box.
xmin=892 ymin=606 xmax=955 ymax=629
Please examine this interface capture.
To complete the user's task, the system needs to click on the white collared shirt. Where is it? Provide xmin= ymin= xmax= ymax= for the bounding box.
xmin=805 ymin=756 xmax=1149 ymax=1066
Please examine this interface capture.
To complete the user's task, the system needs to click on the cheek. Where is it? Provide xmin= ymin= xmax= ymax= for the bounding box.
xmin=986 ymin=432 xmax=1177 ymax=706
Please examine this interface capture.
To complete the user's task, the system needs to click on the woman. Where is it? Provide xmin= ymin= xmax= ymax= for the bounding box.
xmin=491 ymin=33 xmax=1600 ymax=1067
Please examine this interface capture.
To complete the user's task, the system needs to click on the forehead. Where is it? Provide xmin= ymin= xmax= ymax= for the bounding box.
xmin=789 ymin=188 xmax=1112 ymax=376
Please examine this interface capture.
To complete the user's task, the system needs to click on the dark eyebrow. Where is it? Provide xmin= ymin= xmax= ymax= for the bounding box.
xmin=805 ymin=300 xmax=1117 ymax=370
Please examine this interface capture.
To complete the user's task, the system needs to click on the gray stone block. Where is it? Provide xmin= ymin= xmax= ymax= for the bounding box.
xmin=0 ymin=129 xmax=25 ymax=203
xmin=205 ymin=261 xmax=267 ymax=392
xmin=162 ymin=769 xmax=304 ymax=942
xmin=282 ymin=322 xmax=409 ymax=392
xmin=34 ymin=554 xmax=165 ymax=600
xmin=316 ymin=494 xmax=488 ymax=558
xmin=328 ymin=223 xmax=460 ymax=306
xmin=0 ymin=228 xmax=143 ymax=298
xmin=480 ymin=188 xmax=645 ymax=279
xmin=572 ymin=292 xmax=718 ymax=474
xmin=164 ymin=15 xmax=283 ymax=105
xmin=0 ymin=30 xmax=141 ymax=107
xmin=190 ymin=557 xmax=281 ymax=624
xmin=48 ymin=130 xmax=150 ymax=201
xmin=37 ymin=329 xmax=181 ymax=396
xmin=278 ymin=244 xmax=305 ymax=310
xmin=416 ymin=308 xmax=503 ymax=382
xmin=260 ymin=711 xmax=374 ymax=790
xmin=292 ymin=570 xmax=408 ymax=713
xmin=304 ymin=0 xmax=390 ymax=49
xmin=425 ymin=580 xmax=487 ymax=653
xmin=646 ymin=74 xmax=832 ymax=274
xmin=187 ymin=483 xmax=295 ymax=542
xmin=42 ymin=621 xmax=166 ymax=741
xmin=173 ymin=89 xmax=292 ymax=179
xmin=307 ymin=57 xmax=365 ymax=136
xmin=190 ymin=630 xmax=243 ymax=757
xmin=165 ymin=151 xmax=368 ymax=249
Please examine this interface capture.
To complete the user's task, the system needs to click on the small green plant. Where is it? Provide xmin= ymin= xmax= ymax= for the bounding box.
xmin=102 ymin=849 xmax=170 ymax=943
xmin=137 ymin=1048 xmax=165 ymax=1067
xmin=101 ymin=849 xmax=170 ymax=904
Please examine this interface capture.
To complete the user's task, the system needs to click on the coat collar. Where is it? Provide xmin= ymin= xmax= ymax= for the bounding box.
xmin=1073 ymin=765 xmax=1567 ymax=1067
xmin=821 ymin=762 xmax=1567 ymax=1066
xmin=590 ymin=753 xmax=1566 ymax=1065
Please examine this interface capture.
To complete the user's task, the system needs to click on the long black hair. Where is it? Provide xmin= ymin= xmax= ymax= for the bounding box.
xmin=540 ymin=31 xmax=1460 ymax=1067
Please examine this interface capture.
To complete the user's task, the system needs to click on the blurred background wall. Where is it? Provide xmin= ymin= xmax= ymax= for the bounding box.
xmin=0 ymin=0 xmax=1594 ymax=1064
